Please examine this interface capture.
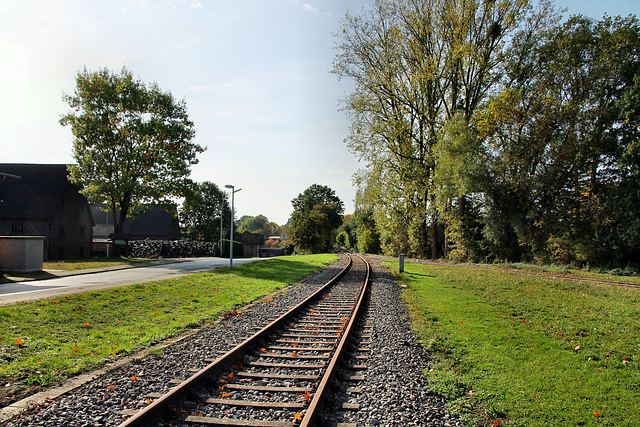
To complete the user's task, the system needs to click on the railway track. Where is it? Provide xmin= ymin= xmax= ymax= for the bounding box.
xmin=383 ymin=255 xmax=640 ymax=290
xmin=118 ymin=253 xmax=371 ymax=427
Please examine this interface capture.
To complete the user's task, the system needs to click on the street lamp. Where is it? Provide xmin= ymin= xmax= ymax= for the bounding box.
xmin=219 ymin=208 xmax=224 ymax=257
xmin=224 ymin=184 xmax=241 ymax=270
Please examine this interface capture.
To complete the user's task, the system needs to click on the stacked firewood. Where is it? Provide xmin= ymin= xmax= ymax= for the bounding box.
xmin=124 ymin=240 xmax=217 ymax=258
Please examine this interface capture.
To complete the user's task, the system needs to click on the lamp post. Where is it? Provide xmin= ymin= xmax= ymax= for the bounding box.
xmin=224 ymin=184 xmax=241 ymax=270
xmin=219 ymin=207 xmax=224 ymax=257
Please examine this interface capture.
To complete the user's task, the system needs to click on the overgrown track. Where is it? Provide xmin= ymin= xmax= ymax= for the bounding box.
xmin=118 ymin=253 xmax=371 ymax=427
xmin=381 ymin=255 xmax=640 ymax=290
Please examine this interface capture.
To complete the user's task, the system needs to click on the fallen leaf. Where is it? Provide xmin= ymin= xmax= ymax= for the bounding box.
xmin=15 ymin=338 xmax=23 ymax=346
xmin=300 ymin=390 xmax=312 ymax=403
xmin=294 ymin=412 xmax=302 ymax=420
xmin=594 ymin=411 xmax=600 ymax=417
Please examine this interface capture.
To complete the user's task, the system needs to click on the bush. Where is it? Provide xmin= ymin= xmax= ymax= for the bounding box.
xmin=219 ymin=239 xmax=244 ymax=258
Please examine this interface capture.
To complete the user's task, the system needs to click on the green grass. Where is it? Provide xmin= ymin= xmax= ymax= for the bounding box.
xmin=490 ymin=262 xmax=640 ymax=285
xmin=42 ymin=257 xmax=154 ymax=271
xmin=391 ymin=261 xmax=640 ymax=427
xmin=0 ymin=254 xmax=336 ymax=390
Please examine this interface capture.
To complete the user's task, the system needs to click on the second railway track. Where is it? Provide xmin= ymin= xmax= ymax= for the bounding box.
xmin=119 ymin=253 xmax=372 ymax=427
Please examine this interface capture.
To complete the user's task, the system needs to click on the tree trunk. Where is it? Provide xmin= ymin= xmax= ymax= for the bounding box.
xmin=431 ymin=217 xmax=438 ymax=260
xmin=112 ymin=192 xmax=132 ymax=235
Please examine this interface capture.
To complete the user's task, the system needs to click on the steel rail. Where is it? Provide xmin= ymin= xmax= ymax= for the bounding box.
xmin=299 ymin=253 xmax=371 ymax=427
xmin=118 ymin=255 xmax=353 ymax=427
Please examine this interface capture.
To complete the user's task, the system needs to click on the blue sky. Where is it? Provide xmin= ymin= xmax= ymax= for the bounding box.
xmin=1 ymin=0 xmax=638 ymax=225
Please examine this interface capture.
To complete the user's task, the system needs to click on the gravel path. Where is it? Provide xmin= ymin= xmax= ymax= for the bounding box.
xmin=2 ymin=256 xmax=460 ymax=427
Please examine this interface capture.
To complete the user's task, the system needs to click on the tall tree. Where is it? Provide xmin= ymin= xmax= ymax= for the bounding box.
xmin=354 ymin=209 xmax=382 ymax=254
xmin=61 ymin=66 xmax=204 ymax=235
xmin=290 ymin=184 xmax=344 ymax=253
xmin=334 ymin=0 xmax=532 ymax=259
xmin=476 ymin=13 xmax=640 ymax=265
xmin=180 ymin=181 xmax=230 ymax=242
xmin=237 ymin=214 xmax=282 ymax=237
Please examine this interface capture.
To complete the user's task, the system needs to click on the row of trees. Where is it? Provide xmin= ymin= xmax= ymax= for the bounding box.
xmin=180 ymin=182 xmax=287 ymax=246
xmin=334 ymin=0 xmax=640 ymax=267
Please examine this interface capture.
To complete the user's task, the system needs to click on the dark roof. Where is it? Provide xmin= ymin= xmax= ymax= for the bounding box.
xmin=91 ymin=205 xmax=180 ymax=239
xmin=0 ymin=164 xmax=76 ymax=221
xmin=123 ymin=206 xmax=179 ymax=238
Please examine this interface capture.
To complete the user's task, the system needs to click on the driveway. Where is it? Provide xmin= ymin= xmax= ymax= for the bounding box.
xmin=0 ymin=257 xmax=263 ymax=306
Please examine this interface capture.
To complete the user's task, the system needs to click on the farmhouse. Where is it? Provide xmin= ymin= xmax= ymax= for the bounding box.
xmin=0 ymin=164 xmax=94 ymax=260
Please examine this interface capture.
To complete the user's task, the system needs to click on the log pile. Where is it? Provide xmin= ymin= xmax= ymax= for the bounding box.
xmin=125 ymin=240 xmax=217 ymax=258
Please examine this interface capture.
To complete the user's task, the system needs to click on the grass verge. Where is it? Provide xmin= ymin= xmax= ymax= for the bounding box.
xmin=390 ymin=260 xmax=640 ymax=427
xmin=0 ymin=254 xmax=336 ymax=400
xmin=42 ymin=257 xmax=154 ymax=271
xmin=489 ymin=262 xmax=640 ymax=285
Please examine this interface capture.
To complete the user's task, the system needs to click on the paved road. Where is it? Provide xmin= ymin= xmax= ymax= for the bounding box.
xmin=0 ymin=257 xmax=263 ymax=306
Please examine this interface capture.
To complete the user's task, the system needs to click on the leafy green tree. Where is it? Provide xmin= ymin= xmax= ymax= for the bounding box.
xmin=336 ymin=231 xmax=351 ymax=249
xmin=61 ymin=67 xmax=204 ymax=234
xmin=476 ymin=13 xmax=640 ymax=265
xmin=290 ymin=184 xmax=344 ymax=253
xmin=433 ymin=112 xmax=486 ymax=261
xmin=237 ymin=215 xmax=268 ymax=233
xmin=237 ymin=215 xmax=281 ymax=237
xmin=334 ymin=0 xmax=533 ymax=259
xmin=291 ymin=184 xmax=344 ymax=228
xmin=179 ymin=181 xmax=230 ymax=242
xmin=355 ymin=210 xmax=381 ymax=255
xmin=290 ymin=206 xmax=333 ymax=254
xmin=336 ymin=214 xmax=357 ymax=250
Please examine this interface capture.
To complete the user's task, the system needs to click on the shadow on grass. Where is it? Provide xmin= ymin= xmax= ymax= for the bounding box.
xmin=403 ymin=271 xmax=435 ymax=278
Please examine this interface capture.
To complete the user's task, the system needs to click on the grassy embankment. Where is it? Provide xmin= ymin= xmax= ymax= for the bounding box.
xmin=390 ymin=260 xmax=640 ymax=427
xmin=0 ymin=254 xmax=337 ymax=391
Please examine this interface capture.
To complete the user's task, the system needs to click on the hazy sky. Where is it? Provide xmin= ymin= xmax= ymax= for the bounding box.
xmin=1 ymin=0 xmax=638 ymax=225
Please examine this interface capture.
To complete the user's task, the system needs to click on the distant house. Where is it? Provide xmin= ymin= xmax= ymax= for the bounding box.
xmin=234 ymin=232 xmax=265 ymax=257
xmin=0 ymin=164 xmax=94 ymax=260
xmin=91 ymin=205 xmax=181 ymax=241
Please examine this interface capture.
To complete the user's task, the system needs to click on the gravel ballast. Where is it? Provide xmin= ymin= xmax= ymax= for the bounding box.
xmin=2 ymin=256 xmax=459 ymax=427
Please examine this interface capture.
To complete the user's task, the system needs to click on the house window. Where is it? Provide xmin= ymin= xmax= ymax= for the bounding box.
xmin=59 ymin=224 xmax=65 ymax=236
xmin=11 ymin=222 xmax=24 ymax=233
